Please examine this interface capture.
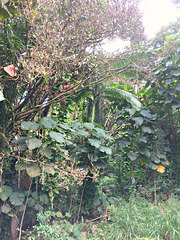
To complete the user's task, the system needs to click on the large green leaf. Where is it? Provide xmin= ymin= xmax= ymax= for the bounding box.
xmin=104 ymin=87 xmax=142 ymax=110
xmin=88 ymin=138 xmax=101 ymax=148
xmin=0 ymin=185 xmax=13 ymax=201
xmin=141 ymin=126 xmax=153 ymax=133
xmin=49 ymin=131 xmax=65 ymax=143
xmin=10 ymin=192 xmax=25 ymax=206
xmin=139 ymin=148 xmax=151 ymax=157
xmin=15 ymin=163 xmax=28 ymax=171
xmin=127 ymin=152 xmax=137 ymax=161
xmin=21 ymin=121 xmax=39 ymax=130
xmin=40 ymin=117 xmax=57 ymax=129
xmin=132 ymin=117 xmax=143 ymax=125
xmin=39 ymin=194 xmax=49 ymax=205
xmin=26 ymin=138 xmax=42 ymax=150
xmin=99 ymin=146 xmax=112 ymax=155
xmin=26 ymin=165 xmax=41 ymax=177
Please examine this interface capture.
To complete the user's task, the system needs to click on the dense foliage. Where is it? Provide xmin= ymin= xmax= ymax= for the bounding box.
xmin=0 ymin=0 xmax=179 ymax=239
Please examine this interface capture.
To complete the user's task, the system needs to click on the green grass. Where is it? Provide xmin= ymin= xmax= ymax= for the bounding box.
xmin=26 ymin=197 xmax=180 ymax=240
xmin=85 ymin=197 xmax=180 ymax=240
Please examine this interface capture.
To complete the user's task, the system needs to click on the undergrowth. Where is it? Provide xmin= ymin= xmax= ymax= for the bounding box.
xmin=26 ymin=197 xmax=180 ymax=240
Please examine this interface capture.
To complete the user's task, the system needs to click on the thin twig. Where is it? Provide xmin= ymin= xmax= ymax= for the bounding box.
xmin=18 ymin=178 xmax=32 ymax=240
xmin=77 ymin=180 xmax=87 ymax=222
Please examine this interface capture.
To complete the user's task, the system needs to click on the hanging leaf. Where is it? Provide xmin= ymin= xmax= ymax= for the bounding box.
xmin=156 ymin=165 xmax=165 ymax=173
xmin=49 ymin=131 xmax=65 ymax=143
xmin=40 ymin=117 xmax=57 ymax=129
xmin=10 ymin=192 xmax=25 ymax=206
xmin=127 ymin=152 xmax=137 ymax=161
xmin=26 ymin=165 xmax=41 ymax=177
xmin=1 ymin=203 xmax=11 ymax=214
xmin=0 ymin=185 xmax=13 ymax=201
xmin=99 ymin=146 xmax=112 ymax=155
xmin=26 ymin=138 xmax=42 ymax=150
xmin=0 ymin=90 xmax=5 ymax=101
xmin=104 ymin=87 xmax=142 ymax=110
xmin=88 ymin=138 xmax=101 ymax=148
xmin=21 ymin=121 xmax=39 ymax=130
xmin=39 ymin=194 xmax=49 ymax=205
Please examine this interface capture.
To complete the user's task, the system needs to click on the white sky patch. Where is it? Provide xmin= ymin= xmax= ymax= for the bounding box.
xmin=102 ymin=0 xmax=180 ymax=52
xmin=140 ymin=0 xmax=180 ymax=38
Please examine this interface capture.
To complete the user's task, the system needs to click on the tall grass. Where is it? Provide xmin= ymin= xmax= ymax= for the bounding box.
xmin=106 ymin=197 xmax=180 ymax=240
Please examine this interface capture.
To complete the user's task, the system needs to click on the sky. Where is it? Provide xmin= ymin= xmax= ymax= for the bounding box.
xmin=102 ymin=0 xmax=180 ymax=52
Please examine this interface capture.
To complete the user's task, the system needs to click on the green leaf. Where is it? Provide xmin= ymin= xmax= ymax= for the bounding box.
xmin=59 ymin=123 xmax=72 ymax=130
xmin=21 ymin=121 xmax=39 ymax=130
xmin=125 ymin=108 xmax=136 ymax=115
xmin=138 ymin=136 xmax=147 ymax=143
xmin=10 ymin=192 xmax=25 ymax=206
xmin=28 ymin=197 xmax=36 ymax=207
xmin=35 ymin=204 xmax=43 ymax=211
xmin=39 ymin=146 xmax=52 ymax=157
xmin=44 ymin=164 xmax=55 ymax=175
xmin=15 ymin=163 xmax=28 ymax=171
xmin=0 ymin=185 xmax=13 ymax=201
xmin=127 ymin=152 xmax=137 ymax=161
xmin=151 ymin=156 xmax=160 ymax=164
xmin=104 ymin=87 xmax=142 ymax=110
xmin=175 ymin=84 xmax=180 ymax=91
xmin=40 ymin=117 xmax=57 ymax=129
xmin=132 ymin=117 xmax=143 ymax=125
xmin=88 ymin=138 xmax=101 ymax=148
xmin=84 ymin=122 xmax=95 ymax=130
xmin=39 ymin=194 xmax=49 ymax=205
xmin=171 ymin=70 xmax=180 ymax=76
xmin=76 ymin=129 xmax=89 ymax=136
xmin=56 ymin=212 xmax=62 ymax=218
xmin=0 ymin=90 xmax=5 ymax=101
xmin=99 ymin=146 xmax=112 ymax=155
xmin=16 ymin=203 xmax=25 ymax=212
xmin=26 ymin=138 xmax=42 ymax=150
xmin=141 ymin=126 xmax=153 ymax=133
xmin=140 ymin=110 xmax=152 ymax=118
xmin=31 ymin=192 xmax=38 ymax=200
xmin=49 ymin=131 xmax=65 ymax=143
xmin=156 ymin=152 xmax=166 ymax=159
xmin=93 ymin=199 xmax=101 ymax=206
xmin=1 ymin=203 xmax=11 ymax=214
xmin=26 ymin=165 xmax=41 ymax=177
xmin=139 ymin=148 xmax=151 ymax=157
xmin=65 ymin=212 xmax=71 ymax=217
xmin=148 ymin=162 xmax=158 ymax=170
